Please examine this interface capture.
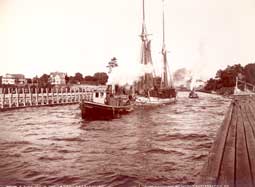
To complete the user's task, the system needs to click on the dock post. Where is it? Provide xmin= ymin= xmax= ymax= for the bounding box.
xmin=46 ymin=88 xmax=49 ymax=105
xmin=81 ymin=89 xmax=83 ymax=101
xmin=35 ymin=88 xmax=38 ymax=105
xmin=41 ymin=88 xmax=44 ymax=105
xmin=73 ymin=88 xmax=76 ymax=102
xmin=1 ymin=88 xmax=5 ymax=109
xmin=29 ymin=87 xmax=32 ymax=106
xmin=74 ymin=88 xmax=76 ymax=102
xmin=2 ymin=90 xmax=5 ymax=108
xmin=56 ymin=88 xmax=59 ymax=104
xmin=0 ymin=88 xmax=3 ymax=109
xmin=51 ymin=88 xmax=53 ymax=104
xmin=23 ymin=88 xmax=26 ymax=107
xmin=75 ymin=88 xmax=77 ymax=102
xmin=66 ymin=87 xmax=68 ymax=103
xmin=16 ymin=88 xmax=19 ymax=107
xmin=72 ymin=88 xmax=74 ymax=102
xmin=60 ymin=87 xmax=63 ymax=104
xmin=77 ymin=88 xmax=80 ymax=102
xmin=69 ymin=88 xmax=71 ymax=103
xmin=8 ymin=88 xmax=12 ymax=108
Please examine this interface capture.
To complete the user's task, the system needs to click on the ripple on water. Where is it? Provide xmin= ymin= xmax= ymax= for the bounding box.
xmin=0 ymin=92 xmax=230 ymax=185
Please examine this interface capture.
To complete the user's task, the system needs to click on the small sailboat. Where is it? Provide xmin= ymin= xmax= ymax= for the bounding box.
xmin=134 ymin=0 xmax=177 ymax=106
xmin=80 ymin=58 xmax=134 ymax=120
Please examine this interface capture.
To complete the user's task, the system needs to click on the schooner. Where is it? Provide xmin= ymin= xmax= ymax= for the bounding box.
xmin=135 ymin=0 xmax=177 ymax=106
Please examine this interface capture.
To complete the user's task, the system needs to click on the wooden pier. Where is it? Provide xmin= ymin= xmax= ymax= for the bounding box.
xmin=197 ymin=95 xmax=255 ymax=187
xmin=0 ymin=86 xmax=105 ymax=111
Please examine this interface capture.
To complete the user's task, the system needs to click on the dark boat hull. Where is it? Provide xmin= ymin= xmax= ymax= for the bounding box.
xmin=189 ymin=92 xmax=199 ymax=99
xmin=80 ymin=101 xmax=133 ymax=120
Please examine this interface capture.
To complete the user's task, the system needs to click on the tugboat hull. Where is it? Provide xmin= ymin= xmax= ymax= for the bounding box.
xmin=80 ymin=101 xmax=133 ymax=120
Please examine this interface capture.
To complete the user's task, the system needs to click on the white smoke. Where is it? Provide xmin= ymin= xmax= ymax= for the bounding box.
xmin=107 ymin=63 xmax=154 ymax=86
xmin=189 ymin=40 xmax=207 ymax=89
xmin=190 ymin=74 xmax=198 ymax=90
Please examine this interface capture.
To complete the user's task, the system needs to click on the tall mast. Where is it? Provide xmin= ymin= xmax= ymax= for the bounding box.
xmin=143 ymin=0 xmax=145 ymax=24
xmin=140 ymin=0 xmax=152 ymax=66
xmin=141 ymin=0 xmax=147 ymax=44
xmin=161 ymin=0 xmax=169 ymax=88
xmin=138 ymin=0 xmax=154 ymax=92
xmin=162 ymin=0 xmax=165 ymax=48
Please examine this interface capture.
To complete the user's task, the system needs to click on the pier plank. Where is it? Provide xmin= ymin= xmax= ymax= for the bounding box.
xmin=246 ymin=103 xmax=255 ymax=184
xmin=235 ymin=103 xmax=253 ymax=187
xmin=198 ymin=102 xmax=234 ymax=184
xmin=198 ymin=96 xmax=255 ymax=186
xmin=217 ymin=104 xmax=237 ymax=187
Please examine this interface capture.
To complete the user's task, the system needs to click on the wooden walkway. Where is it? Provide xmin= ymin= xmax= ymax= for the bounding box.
xmin=0 ymin=86 xmax=106 ymax=111
xmin=197 ymin=95 xmax=255 ymax=187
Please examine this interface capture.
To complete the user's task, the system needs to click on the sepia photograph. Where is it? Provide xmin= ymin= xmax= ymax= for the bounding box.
xmin=0 ymin=0 xmax=255 ymax=186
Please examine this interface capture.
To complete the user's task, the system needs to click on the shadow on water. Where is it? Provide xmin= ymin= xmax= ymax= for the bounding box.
xmin=0 ymin=92 xmax=230 ymax=186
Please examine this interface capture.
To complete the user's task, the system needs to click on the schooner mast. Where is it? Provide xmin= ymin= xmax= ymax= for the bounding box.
xmin=139 ymin=0 xmax=154 ymax=92
xmin=161 ymin=0 xmax=172 ymax=88
xmin=140 ymin=0 xmax=151 ymax=65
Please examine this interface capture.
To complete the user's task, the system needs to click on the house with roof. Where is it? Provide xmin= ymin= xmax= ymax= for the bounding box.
xmin=49 ymin=72 xmax=66 ymax=85
xmin=2 ymin=74 xmax=27 ymax=85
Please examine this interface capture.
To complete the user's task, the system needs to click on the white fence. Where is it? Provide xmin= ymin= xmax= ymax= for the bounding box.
xmin=0 ymin=86 xmax=106 ymax=110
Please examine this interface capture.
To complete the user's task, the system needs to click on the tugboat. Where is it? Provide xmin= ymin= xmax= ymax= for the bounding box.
xmin=80 ymin=86 xmax=134 ymax=120
xmin=80 ymin=58 xmax=134 ymax=120
xmin=189 ymin=88 xmax=199 ymax=99
xmin=134 ymin=0 xmax=177 ymax=106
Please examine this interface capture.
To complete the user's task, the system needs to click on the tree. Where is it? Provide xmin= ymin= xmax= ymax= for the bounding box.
xmin=39 ymin=74 xmax=50 ymax=87
xmin=32 ymin=76 xmax=39 ymax=84
xmin=84 ymin=75 xmax=96 ymax=82
xmin=219 ymin=64 xmax=244 ymax=87
xmin=65 ymin=75 xmax=70 ymax=84
xmin=244 ymin=63 xmax=255 ymax=84
xmin=93 ymin=72 xmax=108 ymax=85
xmin=68 ymin=76 xmax=77 ymax=84
xmin=204 ymin=63 xmax=246 ymax=92
xmin=74 ymin=72 xmax=83 ymax=84
xmin=26 ymin=78 xmax=32 ymax=84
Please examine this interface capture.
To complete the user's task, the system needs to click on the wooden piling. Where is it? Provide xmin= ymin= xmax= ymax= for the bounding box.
xmin=56 ymin=88 xmax=59 ymax=104
xmin=1 ymin=89 xmax=4 ymax=109
xmin=22 ymin=88 xmax=26 ymax=106
xmin=29 ymin=87 xmax=32 ymax=106
xmin=46 ymin=88 xmax=49 ymax=104
xmin=35 ymin=88 xmax=38 ymax=105
xmin=16 ymin=88 xmax=19 ymax=107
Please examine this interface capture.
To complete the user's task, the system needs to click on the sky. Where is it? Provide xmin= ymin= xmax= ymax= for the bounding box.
xmin=0 ymin=0 xmax=255 ymax=80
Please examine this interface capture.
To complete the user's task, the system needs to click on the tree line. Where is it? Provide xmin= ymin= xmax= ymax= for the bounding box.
xmin=0 ymin=72 xmax=108 ymax=88
xmin=204 ymin=63 xmax=255 ymax=94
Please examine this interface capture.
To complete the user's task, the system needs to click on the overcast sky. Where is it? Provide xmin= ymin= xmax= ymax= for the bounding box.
xmin=0 ymin=0 xmax=255 ymax=80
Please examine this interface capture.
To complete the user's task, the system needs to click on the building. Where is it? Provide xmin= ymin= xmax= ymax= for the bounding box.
xmin=2 ymin=74 xmax=27 ymax=85
xmin=49 ymin=72 xmax=66 ymax=85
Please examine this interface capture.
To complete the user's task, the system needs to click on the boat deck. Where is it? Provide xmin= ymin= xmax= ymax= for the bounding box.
xmin=197 ymin=95 xmax=255 ymax=187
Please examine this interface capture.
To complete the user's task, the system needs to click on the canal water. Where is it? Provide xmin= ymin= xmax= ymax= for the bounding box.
xmin=0 ymin=92 xmax=230 ymax=186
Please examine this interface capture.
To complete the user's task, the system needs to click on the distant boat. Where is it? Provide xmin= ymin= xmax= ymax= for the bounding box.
xmin=80 ymin=58 xmax=134 ymax=120
xmin=134 ymin=0 xmax=177 ymax=106
xmin=189 ymin=89 xmax=199 ymax=99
